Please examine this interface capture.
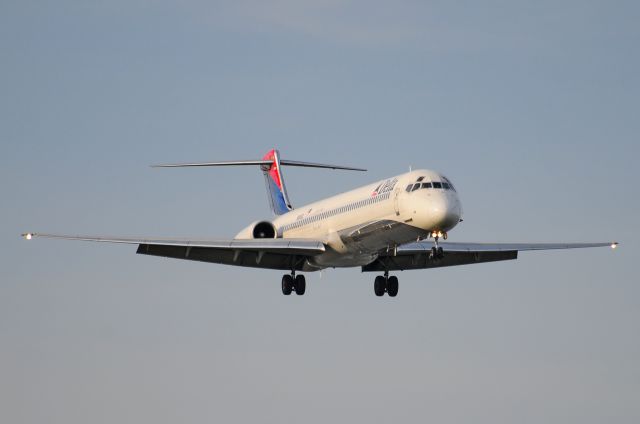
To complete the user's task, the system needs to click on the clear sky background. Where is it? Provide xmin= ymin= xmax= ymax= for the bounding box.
xmin=1 ymin=1 xmax=638 ymax=423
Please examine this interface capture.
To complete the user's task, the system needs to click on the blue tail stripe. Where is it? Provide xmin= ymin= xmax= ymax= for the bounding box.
xmin=266 ymin=177 xmax=289 ymax=215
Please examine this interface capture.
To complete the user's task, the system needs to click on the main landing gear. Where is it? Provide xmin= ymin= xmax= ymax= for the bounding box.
xmin=281 ymin=272 xmax=306 ymax=296
xmin=373 ymin=272 xmax=399 ymax=297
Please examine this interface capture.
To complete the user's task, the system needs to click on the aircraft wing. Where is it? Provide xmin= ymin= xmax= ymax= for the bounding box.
xmin=22 ymin=233 xmax=325 ymax=271
xmin=362 ymin=241 xmax=618 ymax=272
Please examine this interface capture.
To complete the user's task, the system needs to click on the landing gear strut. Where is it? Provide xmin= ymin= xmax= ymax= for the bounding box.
xmin=429 ymin=231 xmax=446 ymax=260
xmin=282 ymin=272 xmax=305 ymax=296
xmin=373 ymin=272 xmax=399 ymax=297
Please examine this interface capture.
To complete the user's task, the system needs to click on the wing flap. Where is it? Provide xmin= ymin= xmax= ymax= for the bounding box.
xmin=22 ymin=232 xmax=324 ymax=253
xmin=429 ymin=241 xmax=618 ymax=252
xmin=23 ymin=232 xmax=325 ymax=271
xmin=363 ymin=240 xmax=617 ymax=272
xmin=363 ymin=250 xmax=518 ymax=272
xmin=136 ymin=243 xmax=310 ymax=270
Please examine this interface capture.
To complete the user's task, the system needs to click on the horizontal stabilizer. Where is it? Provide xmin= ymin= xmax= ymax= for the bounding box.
xmin=280 ymin=160 xmax=366 ymax=171
xmin=151 ymin=159 xmax=366 ymax=171
xmin=151 ymin=149 xmax=365 ymax=215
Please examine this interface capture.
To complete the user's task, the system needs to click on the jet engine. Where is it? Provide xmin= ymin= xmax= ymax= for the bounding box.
xmin=252 ymin=221 xmax=276 ymax=238
xmin=234 ymin=220 xmax=278 ymax=239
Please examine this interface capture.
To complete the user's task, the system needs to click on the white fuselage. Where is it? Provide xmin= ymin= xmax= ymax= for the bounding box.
xmin=237 ymin=170 xmax=463 ymax=270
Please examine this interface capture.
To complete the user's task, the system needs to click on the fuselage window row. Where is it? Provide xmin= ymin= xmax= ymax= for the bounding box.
xmin=284 ymin=192 xmax=390 ymax=231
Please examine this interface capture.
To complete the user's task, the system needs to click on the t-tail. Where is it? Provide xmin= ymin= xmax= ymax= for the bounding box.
xmin=261 ymin=149 xmax=292 ymax=215
xmin=152 ymin=149 xmax=366 ymax=216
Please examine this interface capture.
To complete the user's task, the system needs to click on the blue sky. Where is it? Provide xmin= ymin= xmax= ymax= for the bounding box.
xmin=2 ymin=1 xmax=639 ymax=423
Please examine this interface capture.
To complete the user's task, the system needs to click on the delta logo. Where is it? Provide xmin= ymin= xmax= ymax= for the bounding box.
xmin=371 ymin=178 xmax=398 ymax=197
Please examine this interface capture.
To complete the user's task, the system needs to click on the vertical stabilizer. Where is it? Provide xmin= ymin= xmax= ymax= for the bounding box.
xmin=261 ymin=149 xmax=293 ymax=215
xmin=151 ymin=150 xmax=365 ymax=216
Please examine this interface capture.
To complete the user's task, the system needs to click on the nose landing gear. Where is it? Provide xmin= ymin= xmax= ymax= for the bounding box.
xmin=429 ymin=231 xmax=446 ymax=260
xmin=430 ymin=246 xmax=444 ymax=260
xmin=373 ymin=272 xmax=399 ymax=297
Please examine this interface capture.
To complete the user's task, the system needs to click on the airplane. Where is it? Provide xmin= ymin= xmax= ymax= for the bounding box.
xmin=22 ymin=148 xmax=618 ymax=297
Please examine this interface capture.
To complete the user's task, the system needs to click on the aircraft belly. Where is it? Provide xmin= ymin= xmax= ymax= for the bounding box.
xmin=307 ymin=249 xmax=378 ymax=268
xmin=308 ymin=220 xmax=425 ymax=268
xmin=338 ymin=219 xmax=426 ymax=253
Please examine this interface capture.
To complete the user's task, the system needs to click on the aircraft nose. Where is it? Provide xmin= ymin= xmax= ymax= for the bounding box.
xmin=429 ymin=193 xmax=461 ymax=231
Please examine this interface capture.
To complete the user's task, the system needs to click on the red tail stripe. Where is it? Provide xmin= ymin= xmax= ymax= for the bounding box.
xmin=262 ymin=149 xmax=282 ymax=189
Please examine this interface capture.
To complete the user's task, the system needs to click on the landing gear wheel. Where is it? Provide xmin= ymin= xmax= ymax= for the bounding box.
xmin=387 ymin=276 xmax=399 ymax=297
xmin=294 ymin=274 xmax=306 ymax=295
xmin=281 ymin=274 xmax=293 ymax=295
xmin=374 ymin=276 xmax=386 ymax=296
xmin=430 ymin=246 xmax=438 ymax=259
xmin=437 ymin=246 xmax=444 ymax=259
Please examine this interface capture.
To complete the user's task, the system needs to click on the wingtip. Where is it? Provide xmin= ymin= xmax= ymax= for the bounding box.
xmin=611 ymin=242 xmax=619 ymax=249
xmin=21 ymin=232 xmax=34 ymax=240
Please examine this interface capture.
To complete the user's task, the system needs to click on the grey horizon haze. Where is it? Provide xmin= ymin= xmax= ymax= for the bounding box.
xmin=1 ymin=1 xmax=638 ymax=423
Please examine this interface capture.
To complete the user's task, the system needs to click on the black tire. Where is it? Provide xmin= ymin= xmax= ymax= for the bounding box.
xmin=282 ymin=274 xmax=293 ymax=295
xmin=374 ymin=276 xmax=386 ymax=296
xmin=387 ymin=276 xmax=399 ymax=297
xmin=437 ymin=246 xmax=444 ymax=259
xmin=430 ymin=246 xmax=437 ymax=259
xmin=294 ymin=274 xmax=306 ymax=295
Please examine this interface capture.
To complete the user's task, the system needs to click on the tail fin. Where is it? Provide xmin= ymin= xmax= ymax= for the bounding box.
xmin=260 ymin=149 xmax=292 ymax=215
xmin=152 ymin=149 xmax=366 ymax=216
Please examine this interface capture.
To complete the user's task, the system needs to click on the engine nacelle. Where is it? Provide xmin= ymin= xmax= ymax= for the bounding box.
xmin=234 ymin=220 xmax=278 ymax=239
xmin=252 ymin=221 xmax=276 ymax=238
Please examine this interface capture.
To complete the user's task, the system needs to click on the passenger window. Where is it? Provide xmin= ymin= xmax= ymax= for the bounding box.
xmin=433 ymin=182 xmax=442 ymax=189
xmin=442 ymin=182 xmax=450 ymax=190
xmin=422 ymin=182 xmax=432 ymax=189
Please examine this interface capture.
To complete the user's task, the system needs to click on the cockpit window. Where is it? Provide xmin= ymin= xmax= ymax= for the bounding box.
xmin=417 ymin=176 xmax=425 ymax=182
xmin=408 ymin=180 xmax=453 ymax=192
xmin=443 ymin=177 xmax=456 ymax=192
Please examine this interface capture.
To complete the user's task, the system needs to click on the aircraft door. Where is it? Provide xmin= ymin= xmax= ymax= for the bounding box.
xmin=393 ymin=187 xmax=401 ymax=216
